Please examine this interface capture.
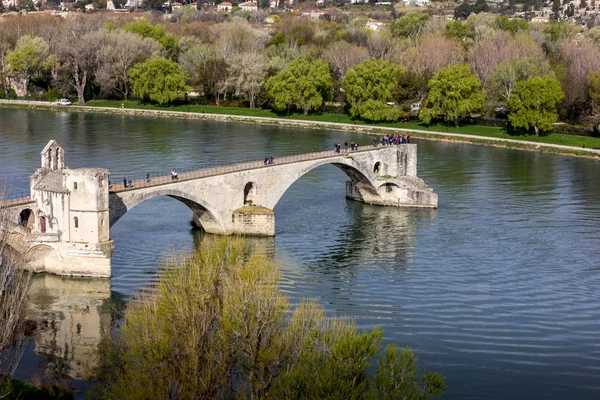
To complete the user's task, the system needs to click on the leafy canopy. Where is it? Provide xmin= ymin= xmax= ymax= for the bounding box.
xmin=130 ymin=57 xmax=188 ymax=104
xmin=343 ymin=58 xmax=405 ymax=121
xmin=123 ymin=19 xmax=179 ymax=59
xmin=507 ymin=75 xmax=564 ymax=135
xmin=390 ymin=13 xmax=430 ymax=39
xmin=6 ymin=35 xmax=55 ymax=77
xmin=419 ymin=64 xmax=485 ymax=127
xmin=88 ymin=237 xmax=447 ymax=400
xmin=265 ymin=57 xmax=332 ymax=115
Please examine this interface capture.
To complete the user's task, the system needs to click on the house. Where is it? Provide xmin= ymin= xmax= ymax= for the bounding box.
xmin=217 ymin=1 xmax=231 ymax=11
xmin=365 ymin=20 xmax=384 ymax=31
xmin=403 ymin=0 xmax=429 ymax=6
xmin=172 ymin=1 xmax=182 ymax=9
xmin=85 ymin=3 xmax=94 ymax=10
xmin=239 ymin=1 xmax=257 ymax=11
xmin=531 ymin=15 xmax=551 ymax=23
xmin=301 ymin=10 xmax=324 ymax=18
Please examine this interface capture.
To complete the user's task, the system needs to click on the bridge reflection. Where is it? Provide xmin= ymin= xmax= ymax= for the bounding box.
xmin=27 ymin=274 xmax=112 ymax=380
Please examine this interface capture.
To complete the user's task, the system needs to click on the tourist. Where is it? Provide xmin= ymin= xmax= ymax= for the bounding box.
xmin=344 ymin=142 xmax=348 ymax=152
xmin=128 ymin=179 xmax=133 ymax=188
xmin=269 ymin=156 xmax=275 ymax=164
xmin=123 ymin=177 xmax=128 ymax=188
xmin=146 ymin=173 xmax=151 ymax=183
xmin=264 ymin=157 xmax=269 ymax=165
xmin=407 ymin=135 xmax=411 ymax=143
xmin=171 ymin=169 xmax=179 ymax=180
xmin=373 ymin=138 xmax=378 ymax=147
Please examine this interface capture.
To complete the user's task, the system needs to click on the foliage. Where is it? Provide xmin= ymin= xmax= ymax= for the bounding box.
xmin=507 ymin=75 xmax=564 ymax=135
xmin=6 ymin=35 xmax=55 ymax=79
xmin=486 ymin=58 xmax=551 ymax=108
xmin=265 ymin=57 xmax=332 ymax=115
xmin=587 ymin=69 xmax=600 ymax=114
xmin=445 ymin=21 xmax=475 ymax=42
xmin=343 ymin=58 xmax=404 ymax=121
xmin=390 ymin=13 xmax=430 ymax=39
xmin=492 ymin=16 xmax=529 ymax=35
xmin=226 ymin=52 xmax=268 ymax=108
xmin=88 ymin=238 xmax=446 ymax=400
xmin=123 ymin=19 xmax=179 ymax=60
xmin=420 ymin=64 xmax=485 ymax=127
xmin=130 ymin=57 xmax=188 ymax=104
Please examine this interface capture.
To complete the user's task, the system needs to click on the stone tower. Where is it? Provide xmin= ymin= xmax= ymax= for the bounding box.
xmin=28 ymin=140 xmax=114 ymax=277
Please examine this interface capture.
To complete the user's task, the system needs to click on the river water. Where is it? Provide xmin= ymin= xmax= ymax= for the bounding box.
xmin=1 ymin=108 xmax=600 ymax=399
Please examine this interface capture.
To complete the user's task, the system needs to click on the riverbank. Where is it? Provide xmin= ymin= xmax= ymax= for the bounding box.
xmin=2 ymin=99 xmax=600 ymax=159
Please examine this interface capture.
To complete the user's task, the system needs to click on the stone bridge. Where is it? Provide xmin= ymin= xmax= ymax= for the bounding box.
xmin=1 ymin=140 xmax=437 ymax=278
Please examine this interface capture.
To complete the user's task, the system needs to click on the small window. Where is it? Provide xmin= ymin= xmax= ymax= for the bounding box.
xmin=74 ymin=182 xmax=78 ymax=190
xmin=74 ymin=217 xmax=79 ymax=228
xmin=101 ymin=219 xmax=104 ymax=226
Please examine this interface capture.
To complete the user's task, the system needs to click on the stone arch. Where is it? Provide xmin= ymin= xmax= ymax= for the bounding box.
xmin=264 ymin=157 xmax=381 ymax=211
xmin=244 ymin=182 xmax=257 ymax=205
xmin=18 ymin=208 xmax=34 ymax=230
xmin=26 ymin=244 xmax=62 ymax=273
xmin=378 ymin=182 xmax=400 ymax=195
xmin=373 ymin=161 xmax=382 ymax=175
xmin=109 ymin=188 xmax=225 ymax=234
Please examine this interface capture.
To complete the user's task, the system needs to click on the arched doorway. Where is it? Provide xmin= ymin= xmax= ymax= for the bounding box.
xmin=373 ymin=162 xmax=382 ymax=176
xmin=40 ymin=216 xmax=46 ymax=233
xmin=18 ymin=209 xmax=34 ymax=229
xmin=244 ymin=182 xmax=257 ymax=205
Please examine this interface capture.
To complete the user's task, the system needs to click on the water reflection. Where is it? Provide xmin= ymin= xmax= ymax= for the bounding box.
xmin=27 ymin=275 xmax=111 ymax=380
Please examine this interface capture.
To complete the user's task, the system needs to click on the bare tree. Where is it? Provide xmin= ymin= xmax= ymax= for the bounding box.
xmin=211 ymin=18 xmax=269 ymax=62
xmin=323 ymin=41 xmax=369 ymax=79
xmin=56 ymin=16 xmax=104 ymax=105
xmin=225 ymin=51 xmax=268 ymax=108
xmin=400 ymin=32 xmax=464 ymax=78
xmin=0 ymin=191 xmax=31 ymax=393
xmin=96 ymin=31 xmax=162 ymax=100
xmin=560 ymin=38 xmax=600 ymax=107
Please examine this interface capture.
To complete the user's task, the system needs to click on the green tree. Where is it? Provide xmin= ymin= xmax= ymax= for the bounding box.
xmin=419 ymin=64 xmax=485 ymax=127
xmin=507 ymin=75 xmax=564 ymax=136
xmin=123 ymin=19 xmax=179 ymax=60
xmin=493 ymin=16 xmax=529 ymax=35
xmin=265 ymin=57 xmax=332 ymax=115
xmin=486 ymin=58 xmax=551 ymax=109
xmin=88 ymin=238 xmax=446 ymax=400
xmin=445 ymin=20 xmax=475 ymax=42
xmin=390 ymin=13 xmax=430 ymax=39
xmin=586 ymin=69 xmax=600 ymax=132
xmin=130 ymin=57 xmax=188 ymax=104
xmin=5 ymin=35 xmax=55 ymax=97
xmin=343 ymin=58 xmax=404 ymax=121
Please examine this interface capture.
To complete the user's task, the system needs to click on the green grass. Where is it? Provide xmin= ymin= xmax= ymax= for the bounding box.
xmin=83 ymin=100 xmax=600 ymax=150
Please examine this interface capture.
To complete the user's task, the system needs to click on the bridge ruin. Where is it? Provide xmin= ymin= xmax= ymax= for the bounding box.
xmin=1 ymin=140 xmax=437 ymax=278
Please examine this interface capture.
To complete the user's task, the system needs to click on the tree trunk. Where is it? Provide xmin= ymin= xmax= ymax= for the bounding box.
xmin=73 ymin=67 xmax=87 ymax=105
xmin=454 ymin=117 xmax=459 ymax=128
xmin=303 ymin=107 xmax=309 ymax=115
xmin=534 ymin=125 xmax=539 ymax=136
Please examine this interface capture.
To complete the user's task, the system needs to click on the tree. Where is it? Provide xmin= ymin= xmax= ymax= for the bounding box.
xmin=130 ymin=57 xmax=188 ymax=104
xmin=88 ymin=238 xmax=446 ymax=400
xmin=552 ymin=0 xmax=561 ymax=20
xmin=343 ymin=58 xmax=404 ymax=121
xmin=96 ymin=31 xmax=162 ymax=100
xmin=486 ymin=58 xmax=551 ymax=109
xmin=123 ymin=19 xmax=179 ymax=60
xmin=507 ymin=75 xmax=564 ymax=136
xmin=473 ymin=0 xmax=490 ymax=13
xmin=226 ymin=51 xmax=268 ymax=108
xmin=493 ymin=16 xmax=529 ymax=35
xmin=323 ymin=41 xmax=370 ymax=79
xmin=445 ymin=20 xmax=475 ymax=42
xmin=265 ymin=57 xmax=332 ymax=115
xmin=0 ymin=193 xmax=31 ymax=395
xmin=454 ymin=2 xmax=473 ymax=20
xmin=419 ymin=64 xmax=485 ymax=127
xmin=390 ymin=13 xmax=430 ymax=39
xmin=57 ymin=18 xmax=105 ymax=105
xmin=400 ymin=33 xmax=464 ymax=84
xmin=5 ymin=35 xmax=55 ymax=97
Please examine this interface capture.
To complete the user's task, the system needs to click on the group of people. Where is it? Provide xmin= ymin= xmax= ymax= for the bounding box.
xmin=374 ymin=134 xmax=411 ymax=147
xmin=123 ymin=177 xmax=133 ymax=188
xmin=333 ymin=142 xmax=360 ymax=153
xmin=264 ymin=156 xmax=275 ymax=165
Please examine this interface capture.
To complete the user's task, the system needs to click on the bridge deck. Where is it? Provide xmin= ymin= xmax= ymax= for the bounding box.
xmin=0 ymin=145 xmax=404 ymax=204
xmin=109 ymin=145 xmax=391 ymax=193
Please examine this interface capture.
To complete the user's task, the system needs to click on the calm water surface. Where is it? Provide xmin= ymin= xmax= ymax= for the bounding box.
xmin=1 ymin=108 xmax=600 ymax=399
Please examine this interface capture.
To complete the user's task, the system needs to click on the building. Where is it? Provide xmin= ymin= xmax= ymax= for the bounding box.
xmin=531 ymin=15 xmax=551 ymax=23
xmin=239 ymin=1 xmax=257 ymax=11
xmin=217 ymin=1 xmax=231 ymax=11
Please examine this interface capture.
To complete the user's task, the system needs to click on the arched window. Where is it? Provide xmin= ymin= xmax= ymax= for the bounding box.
xmin=244 ymin=182 xmax=257 ymax=205
xmin=74 ymin=182 xmax=78 ymax=190
xmin=74 ymin=217 xmax=79 ymax=229
xmin=373 ymin=162 xmax=382 ymax=175
xmin=18 ymin=209 xmax=33 ymax=229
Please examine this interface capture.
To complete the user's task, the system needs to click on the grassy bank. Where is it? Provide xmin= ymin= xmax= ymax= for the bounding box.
xmin=85 ymin=100 xmax=600 ymax=150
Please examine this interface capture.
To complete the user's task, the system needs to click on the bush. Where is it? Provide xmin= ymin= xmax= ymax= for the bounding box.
xmin=88 ymin=238 xmax=446 ymax=400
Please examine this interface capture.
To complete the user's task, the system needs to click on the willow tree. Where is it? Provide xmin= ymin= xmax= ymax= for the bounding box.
xmin=130 ymin=57 xmax=188 ymax=104
xmin=88 ymin=238 xmax=446 ymax=400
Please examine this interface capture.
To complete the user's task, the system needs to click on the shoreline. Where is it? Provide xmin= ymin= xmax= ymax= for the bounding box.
xmin=2 ymin=100 xmax=599 ymax=160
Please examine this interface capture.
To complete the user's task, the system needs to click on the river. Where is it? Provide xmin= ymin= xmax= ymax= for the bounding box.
xmin=1 ymin=108 xmax=600 ymax=399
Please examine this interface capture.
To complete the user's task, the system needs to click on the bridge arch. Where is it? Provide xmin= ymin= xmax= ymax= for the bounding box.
xmin=109 ymin=187 xmax=225 ymax=234
xmin=26 ymin=244 xmax=62 ymax=273
xmin=18 ymin=208 xmax=34 ymax=230
xmin=263 ymin=156 xmax=380 ymax=211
